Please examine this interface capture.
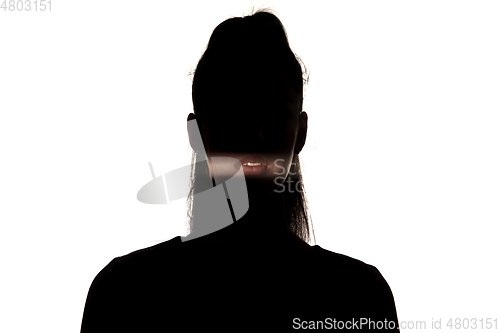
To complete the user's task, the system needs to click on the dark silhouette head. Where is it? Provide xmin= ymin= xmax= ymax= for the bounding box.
xmin=187 ymin=9 xmax=314 ymax=243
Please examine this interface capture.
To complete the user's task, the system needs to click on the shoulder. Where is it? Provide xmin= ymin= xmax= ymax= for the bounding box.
xmin=310 ymin=244 xmax=382 ymax=277
xmin=116 ymin=236 xmax=183 ymax=263
xmin=121 ymin=236 xmax=186 ymax=270
xmin=308 ymin=245 xmax=399 ymax=323
xmin=90 ymin=236 xmax=184 ymax=286
xmin=311 ymin=244 xmax=395 ymax=293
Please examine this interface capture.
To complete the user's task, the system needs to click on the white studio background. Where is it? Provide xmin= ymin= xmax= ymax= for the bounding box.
xmin=0 ymin=1 xmax=498 ymax=332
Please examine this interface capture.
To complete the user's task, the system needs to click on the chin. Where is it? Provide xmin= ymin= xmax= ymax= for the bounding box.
xmin=245 ymin=179 xmax=283 ymax=197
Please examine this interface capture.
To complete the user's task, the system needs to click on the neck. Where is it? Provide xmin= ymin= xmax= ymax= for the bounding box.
xmin=187 ymin=187 xmax=304 ymax=248
xmin=229 ymin=189 xmax=290 ymax=239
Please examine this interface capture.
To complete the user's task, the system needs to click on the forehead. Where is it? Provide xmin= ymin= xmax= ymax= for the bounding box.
xmin=199 ymin=93 xmax=298 ymax=123
xmin=217 ymin=74 xmax=298 ymax=109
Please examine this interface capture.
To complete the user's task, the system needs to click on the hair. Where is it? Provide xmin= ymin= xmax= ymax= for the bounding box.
xmin=186 ymin=8 xmax=315 ymax=244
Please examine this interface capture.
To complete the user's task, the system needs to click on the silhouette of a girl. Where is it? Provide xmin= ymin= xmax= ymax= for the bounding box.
xmin=81 ymin=9 xmax=400 ymax=332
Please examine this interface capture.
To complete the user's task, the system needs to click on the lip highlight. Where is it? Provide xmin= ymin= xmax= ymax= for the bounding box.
xmin=235 ymin=154 xmax=268 ymax=175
